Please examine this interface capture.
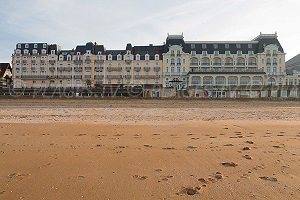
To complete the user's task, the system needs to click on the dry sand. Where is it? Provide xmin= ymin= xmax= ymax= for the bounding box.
xmin=0 ymin=99 xmax=300 ymax=200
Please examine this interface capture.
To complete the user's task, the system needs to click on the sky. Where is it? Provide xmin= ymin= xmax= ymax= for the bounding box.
xmin=0 ymin=0 xmax=299 ymax=63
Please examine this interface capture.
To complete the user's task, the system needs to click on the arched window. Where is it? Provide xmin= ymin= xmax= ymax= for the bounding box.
xmin=213 ymin=57 xmax=222 ymax=66
xmin=191 ymin=58 xmax=198 ymax=66
xmin=237 ymin=57 xmax=245 ymax=65
xmin=240 ymin=76 xmax=251 ymax=85
xmin=201 ymin=57 xmax=210 ymax=66
xmin=191 ymin=76 xmax=201 ymax=86
xmin=171 ymin=58 xmax=175 ymax=65
xmin=136 ymin=54 xmax=140 ymax=61
xmin=252 ymin=76 xmax=263 ymax=85
xmin=225 ymin=57 xmax=233 ymax=66
xmin=228 ymin=76 xmax=238 ymax=86
xmin=203 ymin=76 xmax=213 ymax=85
xmin=177 ymin=58 xmax=181 ymax=65
xmin=248 ymin=57 xmax=257 ymax=65
xmin=215 ymin=76 xmax=226 ymax=85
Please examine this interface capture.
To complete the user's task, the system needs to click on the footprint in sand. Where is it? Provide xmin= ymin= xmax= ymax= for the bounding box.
xmin=132 ymin=175 xmax=147 ymax=180
xmin=76 ymin=134 xmax=87 ymax=136
xmin=245 ymin=141 xmax=254 ymax=144
xmin=176 ymin=187 xmax=201 ymax=196
xmin=243 ymin=155 xmax=253 ymax=160
xmin=0 ymin=191 xmax=5 ymax=195
xmin=144 ymin=144 xmax=152 ymax=148
xmin=222 ymin=162 xmax=238 ymax=167
xmin=162 ymin=147 xmax=176 ymax=150
xmin=259 ymin=176 xmax=278 ymax=182
xmin=224 ymin=144 xmax=234 ymax=146
xmin=242 ymin=147 xmax=251 ymax=151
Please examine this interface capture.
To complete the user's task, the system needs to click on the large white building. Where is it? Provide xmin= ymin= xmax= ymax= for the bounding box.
xmin=10 ymin=33 xmax=300 ymax=98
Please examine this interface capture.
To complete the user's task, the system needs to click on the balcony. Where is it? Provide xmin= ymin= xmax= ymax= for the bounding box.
xmin=266 ymin=62 xmax=272 ymax=66
xmin=213 ymin=63 xmax=222 ymax=66
xmin=64 ymin=67 xmax=72 ymax=71
xmin=48 ymin=75 xmax=57 ymax=79
xmin=73 ymin=75 xmax=82 ymax=79
xmin=85 ymin=75 xmax=91 ymax=80
xmin=57 ymin=75 xmax=72 ymax=79
xmin=124 ymin=66 xmax=131 ymax=71
xmin=201 ymin=63 xmax=210 ymax=66
xmin=134 ymin=66 xmax=141 ymax=72
xmin=125 ymin=75 xmax=132 ymax=79
xmin=49 ymin=67 xmax=56 ymax=71
xmin=248 ymin=63 xmax=257 ymax=66
xmin=22 ymin=60 xmax=28 ymax=64
xmin=74 ymin=67 xmax=82 ymax=72
xmin=236 ymin=63 xmax=245 ymax=66
xmin=191 ymin=63 xmax=198 ymax=66
xmin=57 ymin=67 xmax=64 ymax=71
xmin=95 ymin=59 xmax=104 ymax=64
xmin=49 ymin=60 xmax=56 ymax=65
xmin=95 ymin=67 xmax=103 ymax=72
xmin=85 ymin=58 xmax=91 ymax=64
xmin=85 ymin=67 xmax=91 ymax=71
xmin=225 ymin=63 xmax=233 ymax=66
xmin=74 ymin=60 xmax=83 ymax=65
xmin=21 ymin=75 xmax=48 ymax=79
xmin=164 ymin=72 xmax=186 ymax=76
xmin=94 ymin=75 xmax=104 ymax=79
xmin=107 ymin=75 xmax=122 ymax=79
xmin=154 ymin=66 xmax=160 ymax=72
xmin=144 ymin=66 xmax=150 ymax=72
xmin=134 ymin=75 xmax=141 ymax=79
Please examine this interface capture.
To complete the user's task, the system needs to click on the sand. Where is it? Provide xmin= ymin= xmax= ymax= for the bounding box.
xmin=0 ymin=99 xmax=300 ymax=200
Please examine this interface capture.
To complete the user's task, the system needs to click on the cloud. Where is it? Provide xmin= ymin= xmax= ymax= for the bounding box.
xmin=0 ymin=0 xmax=299 ymax=62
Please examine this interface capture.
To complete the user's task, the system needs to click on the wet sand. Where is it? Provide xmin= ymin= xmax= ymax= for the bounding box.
xmin=0 ymin=99 xmax=299 ymax=199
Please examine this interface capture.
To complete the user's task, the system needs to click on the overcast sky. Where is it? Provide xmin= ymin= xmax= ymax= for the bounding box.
xmin=0 ymin=0 xmax=299 ymax=62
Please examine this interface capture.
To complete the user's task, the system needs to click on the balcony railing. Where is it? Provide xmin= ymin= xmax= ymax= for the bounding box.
xmin=225 ymin=63 xmax=233 ymax=66
xmin=248 ymin=63 xmax=257 ymax=66
xmin=107 ymin=75 xmax=122 ymax=79
xmin=213 ymin=63 xmax=222 ymax=66
xmin=85 ymin=75 xmax=91 ymax=80
xmin=94 ymin=75 xmax=104 ymax=79
xmin=144 ymin=66 xmax=150 ymax=72
xmin=74 ymin=60 xmax=83 ymax=64
xmin=85 ymin=58 xmax=91 ymax=64
xmin=236 ymin=63 xmax=245 ymax=66
xmin=49 ymin=60 xmax=56 ymax=65
xmin=21 ymin=75 xmax=48 ymax=79
xmin=134 ymin=67 xmax=141 ymax=72
xmin=74 ymin=67 xmax=83 ymax=72
xmin=191 ymin=63 xmax=198 ymax=66
xmin=73 ymin=75 xmax=82 ymax=79
xmin=95 ymin=59 xmax=104 ymax=64
xmin=95 ymin=67 xmax=103 ymax=72
xmin=201 ymin=63 xmax=210 ymax=66
xmin=49 ymin=67 xmax=55 ymax=71
xmin=125 ymin=75 xmax=132 ymax=79
xmin=154 ymin=66 xmax=160 ymax=72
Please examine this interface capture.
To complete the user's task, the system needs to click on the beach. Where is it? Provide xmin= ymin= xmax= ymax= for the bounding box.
xmin=0 ymin=99 xmax=300 ymax=199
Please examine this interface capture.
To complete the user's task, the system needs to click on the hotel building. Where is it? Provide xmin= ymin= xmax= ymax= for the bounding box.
xmin=11 ymin=33 xmax=300 ymax=98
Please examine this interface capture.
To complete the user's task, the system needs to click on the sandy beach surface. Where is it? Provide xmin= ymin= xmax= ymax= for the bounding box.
xmin=0 ymin=99 xmax=300 ymax=200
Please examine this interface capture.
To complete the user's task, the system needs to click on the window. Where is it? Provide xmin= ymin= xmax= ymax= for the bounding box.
xmin=108 ymin=54 xmax=112 ymax=60
xmin=25 ymin=44 xmax=29 ymax=48
xmin=87 ymin=50 xmax=91 ymax=55
xmin=177 ymin=58 xmax=181 ymax=65
xmin=17 ymin=44 xmax=21 ymax=48
xmin=248 ymin=44 xmax=252 ymax=48
xmin=171 ymin=50 xmax=175 ymax=55
xmin=171 ymin=58 xmax=175 ymax=65
xmin=214 ymin=51 xmax=219 ymax=56
xmin=155 ymin=54 xmax=159 ymax=61
xmin=117 ymin=54 xmax=122 ymax=60
xmin=177 ymin=66 xmax=181 ymax=72
xmin=136 ymin=54 xmax=140 ymax=60
xmin=145 ymin=54 xmax=150 ymax=61
xmin=213 ymin=44 xmax=218 ymax=49
xmin=171 ymin=67 xmax=174 ymax=72
xmin=191 ymin=44 xmax=195 ymax=49
xmin=202 ymin=51 xmax=207 ymax=56
xmin=43 ymin=44 xmax=47 ymax=48
xmin=51 ymin=50 xmax=55 ymax=55
xmin=202 ymin=44 xmax=206 ymax=49
xmin=225 ymin=44 xmax=229 ymax=49
xmin=225 ymin=51 xmax=230 ymax=56
xmin=237 ymin=51 xmax=242 ymax=56
xmin=191 ymin=51 xmax=196 ymax=56
xmin=34 ymin=44 xmax=37 ymax=48
xmin=236 ymin=44 xmax=241 ymax=48
xmin=248 ymin=51 xmax=254 ymax=56
xmin=32 ymin=49 xmax=37 ymax=54
xmin=77 ymin=52 xmax=81 ymax=55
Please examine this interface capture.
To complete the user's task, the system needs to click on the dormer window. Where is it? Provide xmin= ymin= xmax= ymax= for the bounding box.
xmin=86 ymin=50 xmax=91 ymax=55
xmin=51 ymin=50 xmax=55 ymax=55
xmin=191 ymin=51 xmax=196 ymax=56
xmin=127 ymin=50 xmax=131 ymax=54
xmin=202 ymin=44 xmax=206 ymax=49
xmin=225 ymin=44 xmax=229 ymax=49
xmin=17 ymin=44 xmax=21 ymax=48
xmin=236 ymin=44 xmax=241 ymax=48
xmin=145 ymin=54 xmax=150 ymax=61
xmin=16 ymin=49 xmax=21 ymax=54
xmin=25 ymin=44 xmax=29 ymax=48
xmin=202 ymin=51 xmax=207 ymax=56
xmin=67 ymin=55 xmax=71 ymax=61
xmin=191 ymin=44 xmax=195 ymax=49
xmin=59 ymin=55 xmax=64 ymax=61
xmin=32 ymin=49 xmax=38 ymax=54
xmin=155 ymin=54 xmax=159 ymax=61
xmin=136 ymin=54 xmax=140 ymax=61
xmin=225 ymin=51 xmax=230 ymax=56
xmin=213 ymin=44 xmax=218 ymax=49
xmin=41 ymin=49 xmax=46 ymax=54
xmin=248 ymin=51 xmax=254 ymax=56
xmin=24 ymin=49 xmax=29 ymax=54
xmin=34 ymin=44 xmax=37 ymax=48
xmin=248 ymin=44 xmax=253 ymax=48
xmin=77 ymin=52 xmax=81 ymax=55
xmin=214 ymin=51 xmax=219 ymax=56
xmin=98 ymin=51 xmax=102 ymax=55
xmin=117 ymin=54 xmax=122 ymax=60
xmin=43 ymin=44 xmax=47 ymax=48
xmin=108 ymin=54 xmax=112 ymax=60
xmin=237 ymin=50 xmax=242 ymax=56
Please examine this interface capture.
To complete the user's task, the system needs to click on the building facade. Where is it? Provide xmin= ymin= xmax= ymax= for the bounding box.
xmin=11 ymin=33 xmax=300 ymax=98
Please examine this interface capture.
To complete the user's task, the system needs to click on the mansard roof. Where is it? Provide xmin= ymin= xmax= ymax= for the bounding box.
xmin=16 ymin=43 xmax=49 ymax=54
